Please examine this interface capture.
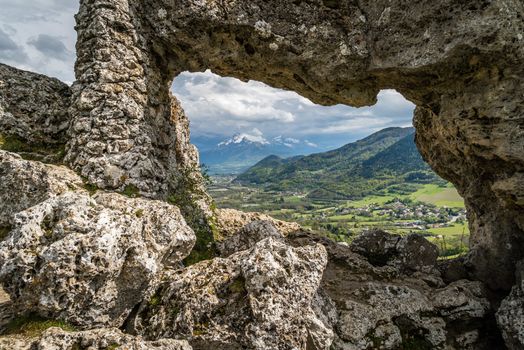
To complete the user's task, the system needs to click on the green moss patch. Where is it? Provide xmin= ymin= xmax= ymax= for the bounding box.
xmin=4 ymin=313 xmax=76 ymax=337
xmin=0 ymin=226 xmax=12 ymax=241
xmin=0 ymin=134 xmax=66 ymax=164
xmin=83 ymin=182 xmax=99 ymax=196
xmin=120 ymin=184 xmax=140 ymax=198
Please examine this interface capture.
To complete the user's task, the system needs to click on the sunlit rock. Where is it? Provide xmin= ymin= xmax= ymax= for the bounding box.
xmin=129 ymin=237 xmax=330 ymax=350
xmin=0 ymin=192 xmax=195 ymax=328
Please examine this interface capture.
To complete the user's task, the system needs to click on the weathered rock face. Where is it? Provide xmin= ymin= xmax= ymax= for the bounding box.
xmin=0 ymin=151 xmax=85 ymax=227
xmin=68 ymin=0 xmax=524 ymax=290
xmin=350 ymin=229 xmax=439 ymax=273
xmin=288 ymin=230 xmax=502 ymax=350
xmin=497 ymin=260 xmax=524 ymax=349
xmin=0 ymin=327 xmax=192 ymax=350
xmin=0 ymin=64 xmax=71 ymax=146
xmin=216 ymin=208 xmax=301 ymax=238
xmin=0 ymin=191 xmax=195 ymax=328
xmin=129 ymin=237 xmax=330 ymax=350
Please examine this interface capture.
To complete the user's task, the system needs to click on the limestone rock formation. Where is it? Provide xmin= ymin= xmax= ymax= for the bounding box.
xmin=64 ymin=0 xmax=524 ymax=291
xmin=0 ymin=151 xmax=85 ymax=227
xmin=288 ymin=230 xmax=499 ymax=349
xmin=0 ymin=191 xmax=195 ymax=328
xmin=0 ymin=327 xmax=192 ymax=350
xmin=129 ymin=237 xmax=330 ymax=350
xmin=216 ymin=208 xmax=301 ymax=238
xmin=0 ymin=64 xmax=71 ymax=146
xmin=497 ymin=260 xmax=524 ymax=349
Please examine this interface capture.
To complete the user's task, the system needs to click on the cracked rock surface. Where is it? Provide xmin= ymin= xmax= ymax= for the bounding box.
xmin=0 ymin=191 xmax=195 ymax=328
xmin=0 ymin=64 xmax=71 ymax=146
xmin=129 ymin=237 xmax=330 ymax=350
xmin=0 ymin=327 xmax=192 ymax=350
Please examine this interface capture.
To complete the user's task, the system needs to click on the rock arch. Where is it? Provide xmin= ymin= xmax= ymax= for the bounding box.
xmin=67 ymin=0 xmax=524 ymax=290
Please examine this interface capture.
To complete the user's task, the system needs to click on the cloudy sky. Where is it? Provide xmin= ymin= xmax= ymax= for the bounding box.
xmin=0 ymin=1 xmax=415 ymax=150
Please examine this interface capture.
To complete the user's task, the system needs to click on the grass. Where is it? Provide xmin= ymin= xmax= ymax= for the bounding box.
xmin=0 ymin=134 xmax=66 ymax=164
xmin=426 ymin=222 xmax=469 ymax=257
xmin=4 ymin=314 xmax=76 ymax=337
xmin=0 ymin=226 xmax=11 ymax=241
xmin=427 ymin=222 xmax=470 ymax=236
xmin=120 ymin=184 xmax=140 ymax=198
xmin=345 ymin=195 xmax=396 ymax=208
xmin=410 ymin=184 xmax=465 ymax=208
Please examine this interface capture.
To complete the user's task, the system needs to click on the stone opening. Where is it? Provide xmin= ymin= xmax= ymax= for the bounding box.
xmin=170 ymin=70 xmax=469 ymax=259
xmin=66 ymin=0 xmax=523 ymax=291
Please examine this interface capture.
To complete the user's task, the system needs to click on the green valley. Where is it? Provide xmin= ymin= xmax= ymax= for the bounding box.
xmin=208 ymin=127 xmax=470 ymax=259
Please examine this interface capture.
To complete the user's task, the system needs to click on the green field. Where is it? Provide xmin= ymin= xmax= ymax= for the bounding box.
xmin=410 ymin=184 xmax=465 ymax=208
xmin=210 ymin=178 xmax=469 ymax=258
xmin=426 ymin=223 xmax=470 ymax=258
xmin=344 ymin=195 xmax=397 ymax=208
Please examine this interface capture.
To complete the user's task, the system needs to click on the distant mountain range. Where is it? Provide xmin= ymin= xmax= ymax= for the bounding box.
xmin=235 ymin=127 xmax=442 ymax=200
xmin=196 ymin=129 xmax=321 ymax=174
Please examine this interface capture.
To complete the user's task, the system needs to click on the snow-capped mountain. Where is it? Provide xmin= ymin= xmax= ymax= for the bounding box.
xmin=218 ymin=129 xmax=270 ymax=147
xmin=195 ymin=129 xmax=320 ymax=174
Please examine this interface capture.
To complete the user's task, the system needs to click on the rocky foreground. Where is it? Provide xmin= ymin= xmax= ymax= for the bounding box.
xmin=0 ymin=156 xmax=510 ymax=349
xmin=0 ymin=148 xmax=516 ymax=349
xmin=0 ymin=106 xmax=518 ymax=348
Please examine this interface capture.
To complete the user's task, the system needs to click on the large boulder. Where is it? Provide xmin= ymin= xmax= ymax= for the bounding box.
xmin=129 ymin=237 xmax=331 ymax=350
xmin=0 ymin=64 xmax=71 ymax=146
xmin=351 ymin=230 xmax=439 ymax=273
xmin=497 ymin=260 xmax=524 ymax=349
xmin=0 ymin=151 xmax=85 ymax=227
xmin=0 ymin=192 xmax=195 ymax=328
xmin=287 ymin=230 xmax=499 ymax=349
xmin=0 ymin=327 xmax=192 ymax=350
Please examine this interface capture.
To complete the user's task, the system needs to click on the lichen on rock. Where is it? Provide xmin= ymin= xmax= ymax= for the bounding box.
xmin=0 ymin=191 xmax=195 ymax=328
xmin=129 ymin=237 xmax=330 ymax=349
xmin=0 ymin=327 xmax=192 ymax=350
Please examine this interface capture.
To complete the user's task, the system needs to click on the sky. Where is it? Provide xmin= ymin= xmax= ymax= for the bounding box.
xmin=0 ymin=0 xmax=415 ymax=150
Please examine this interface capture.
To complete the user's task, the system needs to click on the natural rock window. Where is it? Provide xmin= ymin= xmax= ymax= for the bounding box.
xmin=0 ymin=1 xmax=522 ymax=349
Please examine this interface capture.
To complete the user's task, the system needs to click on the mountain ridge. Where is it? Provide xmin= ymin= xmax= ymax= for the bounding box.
xmin=235 ymin=127 xmax=441 ymax=199
xmin=198 ymin=131 xmax=320 ymax=174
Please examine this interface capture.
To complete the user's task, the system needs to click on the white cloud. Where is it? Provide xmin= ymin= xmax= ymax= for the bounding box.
xmin=0 ymin=0 xmax=77 ymax=82
xmin=173 ymin=70 xmax=416 ymax=147
xmin=176 ymin=70 xmax=301 ymax=124
xmin=0 ymin=2 xmax=416 ymax=150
